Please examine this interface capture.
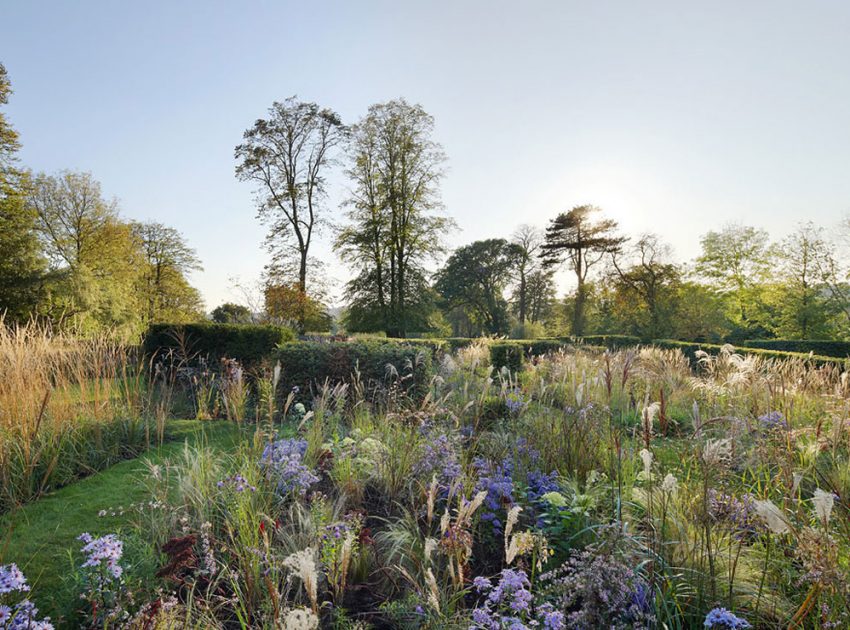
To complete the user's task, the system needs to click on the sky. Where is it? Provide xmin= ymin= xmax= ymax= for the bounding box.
xmin=3 ymin=1 xmax=850 ymax=310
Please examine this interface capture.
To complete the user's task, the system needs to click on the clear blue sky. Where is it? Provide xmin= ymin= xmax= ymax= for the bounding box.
xmin=4 ymin=1 xmax=850 ymax=309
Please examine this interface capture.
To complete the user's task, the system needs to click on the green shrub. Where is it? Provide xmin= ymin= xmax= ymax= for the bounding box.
xmin=743 ymin=339 xmax=850 ymax=358
xmin=489 ymin=342 xmax=525 ymax=373
xmin=275 ymin=340 xmax=434 ymax=401
xmin=143 ymin=323 xmax=296 ymax=366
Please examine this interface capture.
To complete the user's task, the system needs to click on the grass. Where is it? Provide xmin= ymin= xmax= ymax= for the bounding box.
xmin=0 ymin=419 xmax=243 ymax=625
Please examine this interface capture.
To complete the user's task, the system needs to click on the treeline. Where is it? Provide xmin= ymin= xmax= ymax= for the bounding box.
xmin=6 ymin=61 xmax=850 ymax=344
xmin=235 ymin=94 xmax=850 ymax=343
xmin=0 ymin=64 xmax=203 ymax=337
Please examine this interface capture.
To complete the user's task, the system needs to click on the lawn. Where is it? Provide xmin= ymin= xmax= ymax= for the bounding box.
xmin=0 ymin=419 xmax=243 ymax=625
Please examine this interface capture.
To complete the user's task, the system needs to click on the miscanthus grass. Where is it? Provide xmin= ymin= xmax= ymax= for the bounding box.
xmin=9 ymin=341 xmax=850 ymax=628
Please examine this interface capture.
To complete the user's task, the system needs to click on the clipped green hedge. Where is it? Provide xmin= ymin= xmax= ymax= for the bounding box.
xmin=651 ymin=339 xmax=846 ymax=367
xmin=743 ymin=339 xmax=850 ymax=358
xmin=573 ymin=334 xmax=643 ymax=348
xmin=143 ymin=323 xmax=295 ymax=366
xmin=275 ymin=340 xmax=434 ymax=400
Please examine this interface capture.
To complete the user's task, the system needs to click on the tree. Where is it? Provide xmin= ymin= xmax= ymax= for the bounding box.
xmin=27 ymin=171 xmax=144 ymax=335
xmin=510 ymin=224 xmax=545 ymax=324
xmin=264 ymin=282 xmax=332 ymax=331
xmin=0 ymin=63 xmax=47 ymax=322
xmin=694 ymin=224 xmax=770 ymax=329
xmin=673 ymin=282 xmax=730 ymax=342
xmin=524 ymin=268 xmax=557 ymax=325
xmin=610 ymin=234 xmax=682 ymax=339
xmin=211 ymin=302 xmax=253 ymax=324
xmin=0 ymin=177 xmax=48 ymax=323
xmin=235 ymin=97 xmax=344 ymax=331
xmin=765 ymin=223 xmax=834 ymax=339
xmin=0 ymin=63 xmax=20 ymax=176
xmin=435 ymin=239 xmax=518 ymax=336
xmin=131 ymin=221 xmax=203 ymax=324
xmin=541 ymin=205 xmax=625 ymax=335
xmin=336 ymin=99 xmax=452 ymax=336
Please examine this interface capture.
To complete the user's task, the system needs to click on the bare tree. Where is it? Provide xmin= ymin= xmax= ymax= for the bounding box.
xmin=235 ymin=97 xmax=344 ymax=331
xmin=511 ymin=224 xmax=544 ymax=324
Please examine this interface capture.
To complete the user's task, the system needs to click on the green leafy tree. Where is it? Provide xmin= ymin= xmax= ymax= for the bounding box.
xmin=610 ymin=234 xmax=682 ymax=339
xmin=694 ymin=224 xmax=771 ymax=334
xmin=541 ymin=205 xmax=626 ymax=335
xmin=435 ymin=239 xmax=518 ymax=336
xmin=764 ymin=223 xmax=834 ymax=339
xmin=132 ymin=221 xmax=203 ymax=324
xmin=235 ymin=97 xmax=344 ymax=332
xmin=211 ymin=302 xmax=254 ymax=324
xmin=336 ymin=99 xmax=452 ymax=336
xmin=27 ymin=171 xmax=144 ymax=335
xmin=673 ymin=282 xmax=730 ymax=342
xmin=0 ymin=63 xmax=47 ymax=322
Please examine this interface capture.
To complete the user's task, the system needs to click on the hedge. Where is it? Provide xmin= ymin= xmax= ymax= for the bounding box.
xmin=743 ymin=339 xmax=850 ymax=358
xmin=275 ymin=340 xmax=434 ymax=400
xmin=143 ymin=323 xmax=296 ymax=366
xmin=573 ymin=334 xmax=642 ymax=348
xmin=651 ymin=339 xmax=846 ymax=367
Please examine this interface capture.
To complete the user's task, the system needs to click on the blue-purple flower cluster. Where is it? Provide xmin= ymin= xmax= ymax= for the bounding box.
xmin=707 ymin=490 xmax=763 ymax=538
xmin=505 ymin=388 xmax=528 ymax=414
xmin=216 ymin=473 xmax=257 ymax=493
xmin=474 ymin=439 xmax=558 ymax=533
xmin=471 ymin=569 xmax=565 ymax=629
xmin=758 ymin=410 xmax=786 ymax=431
xmin=0 ymin=564 xmax=54 ymax=629
xmin=474 ymin=458 xmax=515 ymax=533
xmin=0 ymin=564 xmax=28 ymax=595
xmin=260 ymin=438 xmax=319 ymax=496
xmin=704 ymin=607 xmax=751 ymax=629
xmin=78 ymin=533 xmax=124 ymax=579
xmin=415 ymin=432 xmax=461 ymax=489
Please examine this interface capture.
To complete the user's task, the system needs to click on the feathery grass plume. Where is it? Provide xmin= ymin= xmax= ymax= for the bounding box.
xmin=282 ymin=548 xmax=319 ymax=613
xmin=426 ymin=474 xmax=438 ymax=526
xmin=282 ymin=607 xmax=319 ymax=629
xmin=638 ymin=448 xmax=653 ymax=479
xmin=754 ymin=500 xmax=791 ymax=535
xmin=702 ymin=438 xmax=732 ymax=467
xmin=425 ymin=568 xmax=440 ymax=612
xmin=641 ymin=401 xmax=660 ymax=446
xmin=503 ymin=505 xmax=523 ymax=562
xmin=812 ymin=488 xmax=834 ymax=526
xmin=661 ymin=473 xmax=678 ymax=496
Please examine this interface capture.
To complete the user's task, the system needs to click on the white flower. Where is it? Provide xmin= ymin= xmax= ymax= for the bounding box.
xmin=813 ymin=488 xmax=834 ymax=526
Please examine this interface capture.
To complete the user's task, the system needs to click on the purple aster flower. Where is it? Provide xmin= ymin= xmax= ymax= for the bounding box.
xmin=0 ymin=564 xmax=29 ymax=594
xmin=260 ymin=438 xmax=319 ymax=496
xmin=704 ymin=607 xmax=751 ymax=629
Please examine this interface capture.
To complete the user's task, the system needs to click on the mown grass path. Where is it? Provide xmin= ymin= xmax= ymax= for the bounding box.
xmin=0 ymin=419 xmax=242 ymax=625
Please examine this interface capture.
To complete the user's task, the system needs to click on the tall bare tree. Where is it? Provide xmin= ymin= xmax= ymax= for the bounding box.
xmin=541 ymin=205 xmax=625 ymax=335
xmin=511 ymin=224 xmax=544 ymax=324
xmin=235 ymin=97 xmax=344 ymax=331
